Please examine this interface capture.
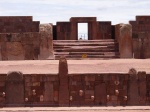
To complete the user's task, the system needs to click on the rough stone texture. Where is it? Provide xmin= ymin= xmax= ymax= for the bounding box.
xmin=0 ymin=60 xmax=150 ymax=106
xmin=0 ymin=16 xmax=55 ymax=60
xmin=133 ymin=33 xmax=150 ymax=59
xmin=138 ymin=71 xmax=147 ymax=105
xmin=127 ymin=68 xmax=139 ymax=105
xmin=95 ymin=83 xmax=107 ymax=106
xmin=6 ymin=71 xmax=24 ymax=107
xmin=139 ymin=33 xmax=150 ymax=58
xmin=0 ymin=16 xmax=39 ymax=33
xmin=0 ymin=33 xmax=41 ymax=60
xmin=44 ymin=82 xmax=54 ymax=102
xmin=58 ymin=56 xmax=69 ymax=106
xmin=38 ymin=23 xmax=54 ymax=59
xmin=97 ymin=22 xmax=112 ymax=39
xmin=6 ymin=42 xmax=24 ymax=60
xmin=130 ymin=16 xmax=150 ymax=59
xmin=119 ymin=24 xmax=133 ymax=58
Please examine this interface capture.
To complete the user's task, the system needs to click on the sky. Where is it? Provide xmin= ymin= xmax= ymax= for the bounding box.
xmin=0 ymin=0 xmax=150 ymax=34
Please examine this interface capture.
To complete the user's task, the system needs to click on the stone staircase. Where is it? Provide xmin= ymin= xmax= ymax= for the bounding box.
xmin=53 ymin=39 xmax=120 ymax=60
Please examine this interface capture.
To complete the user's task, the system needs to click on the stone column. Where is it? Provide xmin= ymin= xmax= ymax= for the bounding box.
xmin=138 ymin=71 xmax=147 ymax=105
xmin=38 ymin=23 xmax=54 ymax=59
xmin=91 ymin=22 xmax=97 ymax=40
xmin=119 ymin=24 xmax=133 ymax=58
xmin=58 ymin=56 xmax=69 ymax=106
xmin=6 ymin=71 xmax=24 ymax=107
xmin=127 ymin=68 xmax=139 ymax=105
xmin=138 ymin=32 xmax=150 ymax=59
xmin=70 ymin=21 xmax=77 ymax=40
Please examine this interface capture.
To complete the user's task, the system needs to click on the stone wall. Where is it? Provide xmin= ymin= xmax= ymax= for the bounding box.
xmin=0 ymin=58 xmax=150 ymax=107
xmin=0 ymin=16 xmax=39 ymax=33
xmin=0 ymin=73 xmax=150 ymax=107
xmin=130 ymin=16 xmax=150 ymax=58
xmin=0 ymin=16 xmax=53 ymax=60
xmin=56 ymin=17 xmax=112 ymax=40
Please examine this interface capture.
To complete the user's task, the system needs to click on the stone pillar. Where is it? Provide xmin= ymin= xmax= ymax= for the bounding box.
xmin=43 ymin=82 xmax=54 ymax=102
xmin=95 ymin=83 xmax=107 ymax=106
xmin=127 ymin=68 xmax=139 ymax=105
xmin=6 ymin=71 xmax=24 ymax=107
xmin=139 ymin=32 xmax=150 ymax=58
xmin=0 ymin=33 xmax=8 ymax=60
xmin=88 ymin=22 xmax=97 ymax=40
xmin=58 ymin=56 xmax=69 ymax=106
xmin=70 ymin=22 xmax=77 ymax=40
xmin=38 ymin=23 xmax=54 ymax=59
xmin=119 ymin=24 xmax=133 ymax=58
xmin=138 ymin=71 xmax=147 ymax=105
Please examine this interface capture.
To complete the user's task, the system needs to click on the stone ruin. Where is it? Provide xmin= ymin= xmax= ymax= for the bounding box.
xmin=0 ymin=16 xmax=150 ymax=60
xmin=0 ymin=58 xmax=149 ymax=107
xmin=0 ymin=16 xmax=53 ymax=60
xmin=0 ymin=16 xmax=150 ymax=107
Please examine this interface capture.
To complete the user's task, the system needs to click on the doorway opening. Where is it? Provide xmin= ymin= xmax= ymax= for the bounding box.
xmin=78 ymin=23 xmax=88 ymax=40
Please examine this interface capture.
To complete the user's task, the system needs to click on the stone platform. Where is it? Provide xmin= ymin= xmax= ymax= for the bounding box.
xmin=0 ymin=106 xmax=150 ymax=112
xmin=0 ymin=59 xmax=150 ymax=74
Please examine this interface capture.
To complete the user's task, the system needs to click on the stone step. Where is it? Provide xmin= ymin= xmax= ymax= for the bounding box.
xmin=53 ymin=45 xmax=118 ymax=50
xmin=55 ymin=55 xmax=120 ymax=59
xmin=54 ymin=52 xmax=120 ymax=55
xmin=53 ymin=43 xmax=118 ymax=47
xmin=55 ymin=58 xmax=118 ymax=60
xmin=54 ymin=45 xmax=118 ymax=50
xmin=53 ymin=39 xmax=115 ymax=43
xmin=54 ymin=48 xmax=118 ymax=52
xmin=53 ymin=39 xmax=119 ymax=60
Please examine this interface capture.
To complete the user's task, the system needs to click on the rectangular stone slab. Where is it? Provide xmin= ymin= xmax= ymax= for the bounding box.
xmin=95 ymin=83 xmax=106 ymax=105
xmin=127 ymin=81 xmax=139 ymax=105
xmin=44 ymin=82 xmax=54 ymax=102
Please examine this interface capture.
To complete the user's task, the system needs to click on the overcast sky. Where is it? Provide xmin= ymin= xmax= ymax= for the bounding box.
xmin=0 ymin=0 xmax=150 ymax=34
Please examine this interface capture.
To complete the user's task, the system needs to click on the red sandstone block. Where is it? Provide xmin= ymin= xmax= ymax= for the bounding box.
xmin=53 ymin=91 xmax=59 ymax=99
xmin=0 ymin=76 xmax=6 ymax=81
xmin=25 ymin=82 xmax=32 ymax=87
xmin=0 ymin=82 xmax=5 ymax=87
xmin=110 ymin=95 xmax=118 ymax=101
xmin=72 ymin=76 xmax=82 ymax=81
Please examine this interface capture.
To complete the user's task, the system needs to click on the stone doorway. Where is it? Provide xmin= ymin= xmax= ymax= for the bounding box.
xmin=78 ymin=23 xmax=88 ymax=40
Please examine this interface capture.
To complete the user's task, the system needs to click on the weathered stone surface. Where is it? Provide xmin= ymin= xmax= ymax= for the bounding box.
xmin=6 ymin=42 xmax=24 ymax=60
xmin=6 ymin=71 xmax=24 ymax=107
xmin=58 ymin=56 xmax=69 ymax=106
xmin=128 ymin=68 xmax=139 ymax=105
xmin=140 ymin=33 xmax=150 ymax=58
xmin=44 ymin=82 xmax=53 ymax=102
xmin=38 ymin=23 xmax=54 ymax=59
xmin=24 ymin=44 xmax=34 ymax=60
xmin=120 ymin=24 xmax=133 ymax=58
xmin=0 ymin=16 xmax=39 ymax=33
xmin=138 ymin=71 xmax=147 ymax=105
xmin=1 ymin=42 xmax=8 ymax=60
xmin=95 ymin=83 xmax=107 ymax=106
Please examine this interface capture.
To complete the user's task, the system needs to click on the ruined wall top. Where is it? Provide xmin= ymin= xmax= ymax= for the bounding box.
xmin=0 ymin=16 xmax=40 ymax=33
xmin=70 ymin=17 xmax=97 ymax=22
